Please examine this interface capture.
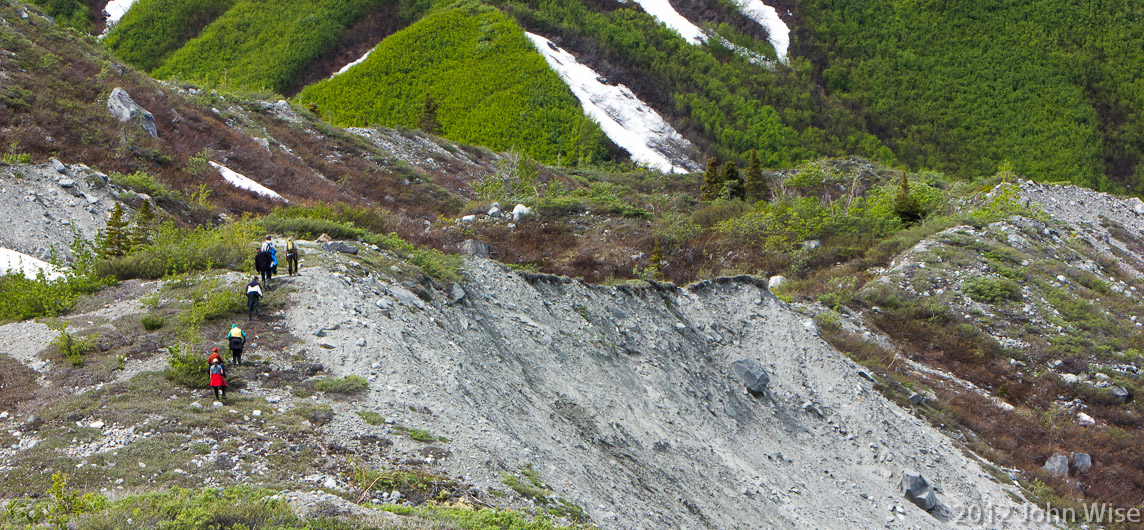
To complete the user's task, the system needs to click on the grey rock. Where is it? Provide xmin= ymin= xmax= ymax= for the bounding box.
xmin=1129 ymin=197 xmax=1144 ymax=216
xmin=57 ymin=178 xmax=75 ymax=188
xmin=214 ymin=454 xmax=235 ymax=470
xmin=768 ymin=275 xmax=786 ymax=291
xmin=1111 ymin=386 xmax=1131 ymax=403
xmin=512 ymin=203 xmax=531 ymax=221
xmin=189 ymin=402 xmax=204 ymax=410
xmin=900 ymin=472 xmax=938 ymax=511
xmin=449 ymin=283 xmax=466 ymax=305
xmin=49 ymin=158 xmax=66 ymax=174
xmin=802 ymin=239 xmax=821 ymax=250
xmin=1043 ymin=453 xmax=1069 ymax=477
xmin=389 ymin=285 xmax=426 ymax=310
xmin=908 ymin=393 xmax=927 ymax=406
xmin=254 ymin=137 xmax=270 ymax=151
xmin=1072 ymin=452 xmax=1092 ymax=474
xmin=322 ymin=241 xmax=359 ymax=255
xmin=356 ymin=338 xmax=367 ymax=347
xmin=730 ymin=359 xmax=770 ymax=395
xmin=107 ymin=88 xmax=157 ymax=138
xmin=458 ymin=239 xmax=490 ymax=258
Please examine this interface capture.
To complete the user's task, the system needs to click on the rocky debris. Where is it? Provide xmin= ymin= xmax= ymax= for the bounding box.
xmin=49 ymin=158 xmax=66 ymax=173
xmin=1044 ymin=453 xmax=1069 ymax=477
xmin=0 ymin=163 xmax=113 ymax=261
xmin=448 ymin=283 xmax=466 ymax=305
xmin=730 ymin=359 xmax=770 ymax=395
xmin=458 ymin=239 xmax=490 ymax=258
xmin=280 ymin=490 xmax=400 ymax=524
xmin=487 ymin=203 xmax=501 ymax=217
xmin=283 ymin=259 xmax=1053 ymax=529
xmin=107 ymin=87 xmax=157 ymax=138
xmin=900 ymin=472 xmax=939 ymax=511
xmin=512 ymin=203 xmax=531 ymax=221
xmin=322 ymin=241 xmax=358 ymax=255
xmin=1073 ymin=452 xmax=1092 ymax=474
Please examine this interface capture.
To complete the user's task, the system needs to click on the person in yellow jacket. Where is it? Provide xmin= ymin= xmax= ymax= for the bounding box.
xmin=227 ymin=324 xmax=247 ymax=366
xmin=285 ymin=237 xmax=300 ymax=275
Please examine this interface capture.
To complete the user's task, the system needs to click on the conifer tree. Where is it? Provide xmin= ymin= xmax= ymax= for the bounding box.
xmin=417 ymin=93 xmax=443 ymax=135
xmin=744 ymin=150 xmax=770 ymax=202
xmin=700 ymin=157 xmax=723 ymax=201
xmin=722 ymin=161 xmax=744 ymax=200
xmin=101 ymin=204 xmax=131 ymax=257
xmin=892 ymin=173 xmax=924 ymax=225
xmin=130 ymin=200 xmax=155 ymax=249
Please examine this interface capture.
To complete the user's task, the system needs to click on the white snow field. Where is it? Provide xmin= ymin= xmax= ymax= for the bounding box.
xmin=526 ymin=33 xmax=699 ymax=173
xmin=209 ymin=162 xmax=287 ymax=202
xmin=331 ymin=49 xmax=374 ymax=78
xmin=102 ymin=0 xmax=138 ymax=29
xmin=630 ymin=0 xmax=706 ymax=44
xmin=730 ymin=0 xmax=790 ymax=61
xmin=0 ymin=248 xmax=66 ymax=280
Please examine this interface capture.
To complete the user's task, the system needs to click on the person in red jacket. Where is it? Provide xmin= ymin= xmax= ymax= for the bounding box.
xmin=209 ymin=357 xmax=227 ymax=401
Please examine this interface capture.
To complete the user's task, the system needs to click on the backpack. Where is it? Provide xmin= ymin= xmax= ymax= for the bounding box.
xmin=229 ymin=335 xmax=245 ymax=350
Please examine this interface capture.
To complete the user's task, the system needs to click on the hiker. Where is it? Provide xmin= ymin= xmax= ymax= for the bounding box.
xmin=209 ymin=357 xmax=227 ymax=401
xmin=246 ymin=277 xmax=263 ymax=320
xmin=285 ymin=237 xmax=299 ymax=275
xmin=227 ymin=324 xmax=247 ymax=366
xmin=260 ymin=235 xmax=275 ymax=253
xmin=269 ymin=244 xmax=279 ymax=276
xmin=207 ymin=347 xmax=224 ymax=367
xmin=254 ymin=249 xmax=273 ymax=285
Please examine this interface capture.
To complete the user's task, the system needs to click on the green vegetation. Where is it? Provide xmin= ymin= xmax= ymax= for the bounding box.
xmin=356 ymin=410 xmax=385 ymax=425
xmin=108 ymin=170 xmax=176 ymax=200
xmin=298 ymin=6 xmax=608 ymax=165
xmin=104 ymin=0 xmax=238 ymax=72
xmin=153 ymin=0 xmax=383 ymax=94
xmin=94 ymin=220 xmax=262 ymax=280
xmin=393 ymin=425 xmax=450 ymax=443
xmin=141 ymin=314 xmax=165 ymax=330
xmin=799 ymin=0 xmax=1144 ymax=191
xmin=963 ymin=277 xmax=1022 ymax=304
xmin=48 ymin=319 xmax=96 ymax=367
xmin=315 ymin=375 xmax=370 ymax=394
xmin=26 ymin=0 xmax=91 ymax=31
xmin=501 ymin=465 xmax=587 ymax=522
xmin=0 ymin=271 xmax=105 ymax=322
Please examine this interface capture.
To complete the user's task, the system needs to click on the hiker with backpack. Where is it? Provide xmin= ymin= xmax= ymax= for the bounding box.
xmin=285 ymin=237 xmax=299 ymax=275
xmin=261 ymin=236 xmax=278 ymax=276
xmin=254 ymin=249 xmax=273 ymax=286
xmin=227 ymin=324 xmax=247 ymax=366
xmin=246 ymin=277 xmax=264 ymax=320
xmin=209 ymin=357 xmax=227 ymax=401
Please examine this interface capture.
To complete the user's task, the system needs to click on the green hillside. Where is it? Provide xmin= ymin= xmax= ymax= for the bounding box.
xmin=298 ymin=5 xmax=609 ymax=166
xmin=151 ymin=0 xmax=383 ymax=94
xmin=104 ymin=0 xmax=238 ymax=72
xmin=799 ymin=0 xmax=1144 ymax=191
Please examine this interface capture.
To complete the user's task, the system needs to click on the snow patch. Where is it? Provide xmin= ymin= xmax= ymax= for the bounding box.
xmin=102 ymin=0 xmax=139 ymax=28
xmin=209 ymin=162 xmax=287 ymax=202
xmin=630 ymin=0 xmax=706 ymax=44
xmin=527 ymin=33 xmax=699 ymax=174
xmin=0 ymin=248 xmax=66 ymax=281
xmin=330 ymin=48 xmax=374 ymax=78
xmin=729 ymin=0 xmax=790 ymax=61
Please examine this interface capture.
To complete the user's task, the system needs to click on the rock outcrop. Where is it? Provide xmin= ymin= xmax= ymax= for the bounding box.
xmin=107 ymin=87 xmax=157 ymax=138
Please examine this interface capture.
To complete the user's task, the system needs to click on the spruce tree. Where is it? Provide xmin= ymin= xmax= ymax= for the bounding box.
xmin=102 ymin=204 xmax=130 ymax=257
xmin=722 ymin=161 xmax=744 ymax=200
xmin=700 ymin=157 xmax=723 ymax=201
xmin=892 ymin=173 xmax=924 ymax=225
xmin=417 ymin=93 xmax=443 ymax=135
xmin=744 ymin=150 xmax=770 ymax=202
xmin=130 ymin=200 xmax=155 ymax=249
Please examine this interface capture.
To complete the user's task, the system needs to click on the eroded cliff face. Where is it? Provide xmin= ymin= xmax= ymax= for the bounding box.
xmin=288 ymin=254 xmax=1051 ymax=529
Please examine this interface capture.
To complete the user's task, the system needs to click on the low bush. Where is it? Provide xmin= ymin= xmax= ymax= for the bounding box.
xmin=95 ymin=220 xmax=263 ymax=280
xmin=963 ymin=276 xmax=1022 ymax=304
xmin=164 ymin=340 xmax=208 ymax=388
xmin=48 ymin=320 xmax=96 ymax=367
xmin=108 ymin=171 xmax=175 ymax=200
xmin=0 ymin=271 xmax=107 ymax=322
xmin=315 ymin=375 xmax=369 ymax=394
xmin=258 ymin=213 xmax=366 ymax=241
xmin=141 ymin=314 xmax=165 ymax=330
xmin=356 ymin=411 xmax=385 ymax=425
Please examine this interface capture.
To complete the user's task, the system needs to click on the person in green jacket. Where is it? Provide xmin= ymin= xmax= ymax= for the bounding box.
xmin=227 ymin=324 xmax=247 ymax=366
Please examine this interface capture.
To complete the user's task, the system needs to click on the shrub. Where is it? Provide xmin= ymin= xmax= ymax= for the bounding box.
xmin=0 ymin=271 xmax=107 ymax=322
xmin=108 ymin=171 xmax=174 ymax=200
xmin=393 ymin=425 xmax=449 ymax=443
xmin=95 ymin=220 xmax=263 ymax=280
xmin=141 ymin=315 xmax=165 ymax=330
xmin=315 ymin=375 xmax=369 ymax=394
xmin=164 ymin=340 xmax=208 ymax=388
xmin=963 ymin=277 xmax=1022 ymax=304
xmin=48 ymin=320 xmax=96 ymax=367
xmin=104 ymin=0 xmax=238 ymax=72
xmin=356 ymin=411 xmax=385 ymax=425
xmin=258 ymin=213 xmax=366 ymax=241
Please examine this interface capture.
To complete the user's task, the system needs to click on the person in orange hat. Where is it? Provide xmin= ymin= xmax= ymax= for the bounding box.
xmin=207 ymin=347 xmax=224 ymax=366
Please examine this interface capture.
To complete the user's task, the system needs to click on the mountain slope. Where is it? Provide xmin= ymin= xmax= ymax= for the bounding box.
xmin=298 ymin=6 xmax=611 ymax=166
xmin=151 ymin=0 xmax=383 ymax=95
xmin=103 ymin=0 xmax=237 ymax=72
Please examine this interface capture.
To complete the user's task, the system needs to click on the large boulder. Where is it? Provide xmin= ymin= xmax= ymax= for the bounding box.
xmin=1043 ymin=453 xmax=1069 ymax=477
xmin=767 ymin=275 xmax=786 ymax=291
xmin=512 ymin=204 xmax=531 ymax=221
xmin=900 ymin=472 xmax=939 ymax=511
xmin=322 ymin=241 xmax=358 ymax=255
xmin=1129 ymin=197 xmax=1144 ymax=216
xmin=730 ymin=359 xmax=770 ymax=396
xmin=1072 ymin=453 xmax=1092 ymax=474
xmin=107 ymin=87 xmax=157 ymax=138
xmin=458 ymin=239 xmax=490 ymax=258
